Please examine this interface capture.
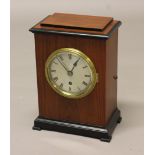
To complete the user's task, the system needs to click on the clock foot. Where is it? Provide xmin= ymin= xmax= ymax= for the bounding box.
xmin=32 ymin=109 xmax=121 ymax=142
xmin=100 ymin=135 xmax=112 ymax=142
xmin=32 ymin=126 xmax=42 ymax=131
xmin=117 ymin=116 xmax=122 ymax=124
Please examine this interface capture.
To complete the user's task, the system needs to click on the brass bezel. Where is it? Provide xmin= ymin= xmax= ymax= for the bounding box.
xmin=45 ymin=48 xmax=97 ymax=99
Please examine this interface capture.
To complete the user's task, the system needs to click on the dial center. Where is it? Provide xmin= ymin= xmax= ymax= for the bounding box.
xmin=67 ymin=71 xmax=73 ymax=76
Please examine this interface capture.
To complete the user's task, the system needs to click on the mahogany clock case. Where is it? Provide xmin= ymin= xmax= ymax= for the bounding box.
xmin=30 ymin=13 xmax=122 ymax=142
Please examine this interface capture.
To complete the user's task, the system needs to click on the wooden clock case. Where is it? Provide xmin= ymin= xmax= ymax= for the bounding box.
xmin=29 ymin=13 xmax=122 ymax=142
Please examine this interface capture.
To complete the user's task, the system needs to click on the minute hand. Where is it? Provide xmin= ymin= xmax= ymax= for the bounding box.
xmin=56 ymin=57 xmax=69 ymax=72
xmin=70 ymin=58 xmax=80 ymax=72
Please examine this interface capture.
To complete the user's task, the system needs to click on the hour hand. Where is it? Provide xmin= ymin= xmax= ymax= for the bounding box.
xmin=71 ymin=58 xmax=80 ymax=72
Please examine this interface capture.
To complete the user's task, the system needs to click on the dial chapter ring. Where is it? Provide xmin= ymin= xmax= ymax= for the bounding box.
xmin=45 ymin=48 xmax=97 ymax=99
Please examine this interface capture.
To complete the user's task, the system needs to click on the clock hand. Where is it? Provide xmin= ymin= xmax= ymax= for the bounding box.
xmin=56 ymin=57 xmax=69 ymax=72
xmin=70 ymin=58 xmax=80 ymax=72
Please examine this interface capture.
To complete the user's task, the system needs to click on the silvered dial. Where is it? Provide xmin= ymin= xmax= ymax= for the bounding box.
xmin=45 ymin=48 xmax=97 ymax=99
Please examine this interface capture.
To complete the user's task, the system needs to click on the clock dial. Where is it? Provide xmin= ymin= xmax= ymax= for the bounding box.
xmin=45 ymin=48 xmax=97 ymax=99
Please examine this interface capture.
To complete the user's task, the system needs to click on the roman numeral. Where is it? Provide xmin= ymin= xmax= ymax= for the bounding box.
xmin=59 ymin=55 xmax=64 ymax=61
xmin=69 ymin=87 xmax=71 ymax=91
xmin=85 ymin=75 xmax=90 ymax=77
xmin=51 ymin=70 xmax=56 ymax=72
xmin=68 ymin=54 xmax=72 ymax=59
xmin=83 ymin=66 xmax=88 ymax=69
xmin=59 ymin=83 xmax=63 ymax=88
xmin=53 ymin=77 xmax=58 ymax=82
xmin=53 ymin=61 xmax=58 ymax=65
xmin=82 ymin=81 xmax=88 ymax=86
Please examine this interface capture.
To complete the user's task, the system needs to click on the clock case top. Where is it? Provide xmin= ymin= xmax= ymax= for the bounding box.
xmin=29 ymin=13 xmax=122 ymax=141
xmin=30 ymin=13 xmax=121 ymax=38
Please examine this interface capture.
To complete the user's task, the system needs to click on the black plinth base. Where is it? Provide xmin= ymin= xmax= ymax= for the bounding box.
xmin=33 ymin=109 xmax=121 ymax=142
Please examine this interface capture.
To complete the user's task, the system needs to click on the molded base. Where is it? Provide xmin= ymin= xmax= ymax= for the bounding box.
xmin=33 ymin=109 xmax=121 ymax=142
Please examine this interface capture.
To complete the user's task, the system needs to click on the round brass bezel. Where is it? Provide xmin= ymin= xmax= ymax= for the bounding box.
xmin=45 ymin=48 xmax=97 ymax=99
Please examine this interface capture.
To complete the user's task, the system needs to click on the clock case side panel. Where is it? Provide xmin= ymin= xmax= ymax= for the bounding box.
xmin=34 ymin=33 xmax=47 ymax=116
xmin=105 ymin=30 xmax=119 ymax=123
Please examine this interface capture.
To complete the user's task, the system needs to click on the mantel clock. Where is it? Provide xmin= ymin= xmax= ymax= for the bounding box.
xmin=29 ymin=13 xmax=122 ymax=142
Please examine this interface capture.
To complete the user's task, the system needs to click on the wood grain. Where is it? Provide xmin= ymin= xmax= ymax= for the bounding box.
xmin=105 ymin=30 xmax=118 ymax=122
xmin=34 ymin=34 xmax=106 ymax=127
xmin=32 ymin=15 xmax=120 ymax=37
xmin=41 ymin=13 xmax=113 ymax=31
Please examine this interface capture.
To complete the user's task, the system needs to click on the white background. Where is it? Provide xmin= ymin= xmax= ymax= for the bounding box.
xmin=0 ymin=0 xmax=148 ymax=155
